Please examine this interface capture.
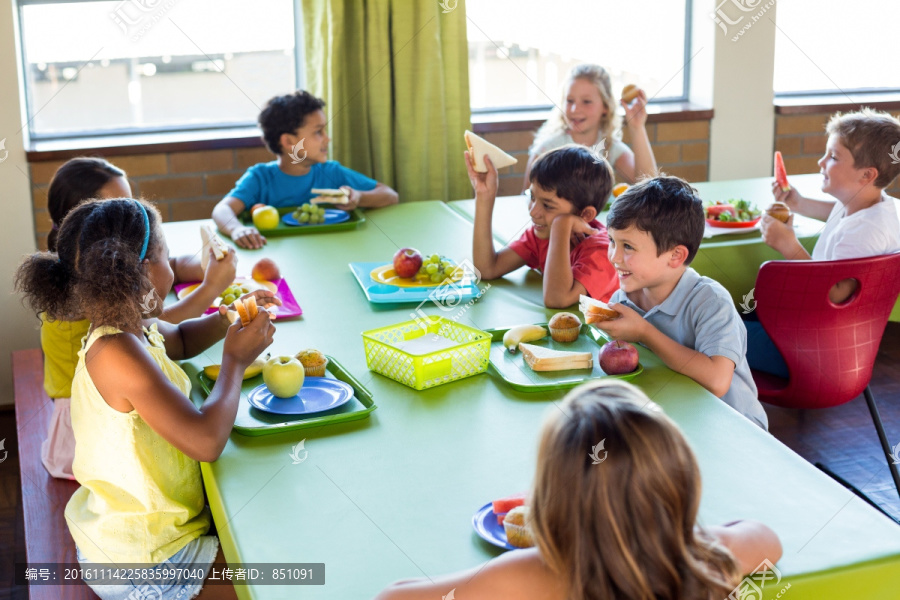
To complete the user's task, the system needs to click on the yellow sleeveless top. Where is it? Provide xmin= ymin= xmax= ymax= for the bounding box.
xmin=64 ymin=324 xmax=210 ymax=564
xmin=40 ymin=315 xmax=90 ymax=398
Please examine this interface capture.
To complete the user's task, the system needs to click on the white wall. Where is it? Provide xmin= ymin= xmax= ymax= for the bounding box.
xmin=706 ymin=0 xmax=778 ymax=180
xmin=0 ymin=2 xmax=40 ymax=406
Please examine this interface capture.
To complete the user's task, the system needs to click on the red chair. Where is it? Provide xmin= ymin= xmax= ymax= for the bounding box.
xmin=751 ymin=252 xmax=900 ymax=502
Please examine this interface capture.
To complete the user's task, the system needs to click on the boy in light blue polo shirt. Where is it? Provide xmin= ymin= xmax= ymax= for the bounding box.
xmin=212 ymin=90 xmax=398 ymax=248
xmin=591 ymin=176 xmax=767 ymax=429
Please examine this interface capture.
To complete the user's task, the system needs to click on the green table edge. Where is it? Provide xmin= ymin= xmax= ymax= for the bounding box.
xmin=196 ymin=355 xmax=377 ymax=436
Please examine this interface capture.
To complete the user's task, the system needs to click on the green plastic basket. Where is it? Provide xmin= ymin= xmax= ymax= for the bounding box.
xmin=361 ymin=316 xmax=491 ymax=390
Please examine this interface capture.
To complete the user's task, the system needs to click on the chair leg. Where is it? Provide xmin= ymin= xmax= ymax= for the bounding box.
xmin=863 ymin=386 xmax=900 ymax=499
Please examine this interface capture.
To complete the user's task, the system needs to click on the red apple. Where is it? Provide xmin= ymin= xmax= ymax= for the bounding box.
xmin=250 ymin=203 xmax=267 ymax=215
xmin=598 ymin=340 xmax=639 ymax=375
xmin=393 ymin=247 xmax=423 ymax=279
xmin=252 ymin=258 xmax=281 ymax=282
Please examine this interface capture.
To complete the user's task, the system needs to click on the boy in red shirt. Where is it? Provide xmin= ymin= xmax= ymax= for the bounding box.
xmin=466 ymin=144 xmax=617 ymax=307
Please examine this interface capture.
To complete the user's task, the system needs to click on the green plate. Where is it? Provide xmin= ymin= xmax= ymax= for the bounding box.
xmin=485 ymin=324 xmax=644 ymax=393
xmin=240 ymin=206 xmax=366 ymax=237
xmin=197 ymin=355 xmax=377 ymax=436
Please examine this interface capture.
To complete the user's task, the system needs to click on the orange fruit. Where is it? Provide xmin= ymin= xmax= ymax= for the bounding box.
xmin=612 ymin=183 xmax=629 ymax=198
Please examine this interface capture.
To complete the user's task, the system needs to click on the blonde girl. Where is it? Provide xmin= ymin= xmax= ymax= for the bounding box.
xmin=525 ymin=64 xmax=658 ymax=187
xmin=376 ymin=379 xmax=782 ymax=600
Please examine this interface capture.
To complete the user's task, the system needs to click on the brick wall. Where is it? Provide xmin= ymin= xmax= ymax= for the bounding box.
xmin=29 ymin=145 xmax=273 ymax=251
xmin=483 ymin=119 xmax=711 ymax=197
xmin=775 ymin=111 xmax=900 ymax=198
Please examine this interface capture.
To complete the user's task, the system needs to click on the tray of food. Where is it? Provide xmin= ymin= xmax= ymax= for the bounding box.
xmin=242 ymin=204 xmax=365 ymax=237
xmin=485 ymin=304 xmax=643 ymax=392
xmin=197 ymin=352 xmax=376 ymax=436
xmin=350 ymin=247 xmax=483 ymax=304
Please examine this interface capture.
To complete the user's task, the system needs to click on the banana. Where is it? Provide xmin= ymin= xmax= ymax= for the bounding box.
xmin=203 ymin=353 xmax=269 ymax=381
xmin=502 ymin=324 xmax=548 ymax=353
xmin=243 ymin=354 xmax=268 ymax=379
xmin=203 ymin=364 xmax=221 ymax=380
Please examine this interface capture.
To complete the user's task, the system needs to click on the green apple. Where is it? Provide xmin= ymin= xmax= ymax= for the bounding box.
xmin=252 ymin=206 xmax=280 ymax=230
xmin=263 ymin=355 xmax=305 ymax=398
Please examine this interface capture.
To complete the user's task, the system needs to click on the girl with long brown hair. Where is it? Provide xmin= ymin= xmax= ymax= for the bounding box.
xmin=376 ymin=380 xmax=781 ymax=600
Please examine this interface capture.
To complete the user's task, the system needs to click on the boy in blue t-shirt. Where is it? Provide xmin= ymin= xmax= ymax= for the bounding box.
xmin=213 ymin=90 xmax=398 ymax=248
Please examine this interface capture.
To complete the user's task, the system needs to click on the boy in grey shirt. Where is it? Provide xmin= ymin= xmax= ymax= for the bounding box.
xmin=592 ymin=176 xmax=767 ymax=429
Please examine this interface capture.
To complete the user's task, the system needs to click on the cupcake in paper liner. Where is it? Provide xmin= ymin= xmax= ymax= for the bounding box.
xmin=503 ymin=505 xmax=534 ymax=548
xmin=296 ymin=349 xmax=328 ymax=377
xmin=548 ymin=312 xmax=582 ymax=343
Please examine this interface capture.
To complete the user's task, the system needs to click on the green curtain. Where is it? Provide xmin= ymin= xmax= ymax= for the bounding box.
xmin=302 ymin=0 xmax=472 ymax=202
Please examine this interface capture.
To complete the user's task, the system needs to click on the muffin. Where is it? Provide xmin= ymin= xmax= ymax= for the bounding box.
xmin=548 ymin=312 xmax=582 ymax=343
xmin=503 ymin=505 xmax=534 ymax=548
xmin=766 ymin=201 xmax=791 ymax=224
xmin=295 ymin=349 xmax=328 ymax=377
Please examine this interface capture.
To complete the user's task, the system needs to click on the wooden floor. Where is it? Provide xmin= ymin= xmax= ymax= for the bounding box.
xmin=1 ymin=324 xmax=899 ymax=599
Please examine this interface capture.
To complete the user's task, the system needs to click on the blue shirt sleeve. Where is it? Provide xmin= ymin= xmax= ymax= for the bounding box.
xmin=228 ymin=165 xmax=264 ymax=210
xmin=317 ymin=161 xmax=378 ymax=192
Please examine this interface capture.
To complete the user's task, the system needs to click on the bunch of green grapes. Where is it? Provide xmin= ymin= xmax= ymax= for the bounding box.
xmin=293 ymin=204 xmax=328 ymax=224
xmin=416 ymin=254 xmax=456 ymax=283
xmin=220 ymin=283 xmax=250 ymax=306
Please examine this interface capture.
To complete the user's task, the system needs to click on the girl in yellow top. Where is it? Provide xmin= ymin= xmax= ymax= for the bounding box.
xmin=376 ymin=380 xmax=782 ymax=600
xmin=16 ymin=198 xmax=276 ymax=599
xmin=39 ymin=158 xmax=238 ymax=479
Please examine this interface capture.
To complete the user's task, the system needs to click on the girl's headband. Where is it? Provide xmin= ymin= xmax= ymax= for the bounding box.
xmin=134 ymin=200 xmax=150 ymax=261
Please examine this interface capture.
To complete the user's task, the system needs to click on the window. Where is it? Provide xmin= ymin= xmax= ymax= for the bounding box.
xmin=18 ymin=0 xmax=297 ymax=139
xmin=466 ymin=0 xmax=691 ymax=112
xmin=774 ymin=0 xmax=900 ymax=95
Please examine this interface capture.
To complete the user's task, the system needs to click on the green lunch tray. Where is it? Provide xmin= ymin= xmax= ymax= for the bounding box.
xmin=197 ymin=355 xmax=377 ymax=436
xmin=485 ymin=324 xmax=643 ymax=393
xmin=239 ymin=207 xmax=366 ymax=237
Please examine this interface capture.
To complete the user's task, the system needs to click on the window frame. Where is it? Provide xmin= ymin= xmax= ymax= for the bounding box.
xmin=468 ymin=0 xmax=694 ymax=116
xmin=16 ymin=0 xmax=305 ymax=142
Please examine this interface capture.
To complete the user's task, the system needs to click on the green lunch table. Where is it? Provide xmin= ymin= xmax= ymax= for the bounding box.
xmin=447 ymin=174 xmax=900 ymax=322
xmin=162 ymin=201 xmax=900 ymax=599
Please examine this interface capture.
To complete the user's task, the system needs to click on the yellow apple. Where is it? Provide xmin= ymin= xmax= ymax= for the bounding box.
xmin=252 ymin=206 xmax=280 ymax=230
xmin=263 ymin=355 xmax=305 ymax=398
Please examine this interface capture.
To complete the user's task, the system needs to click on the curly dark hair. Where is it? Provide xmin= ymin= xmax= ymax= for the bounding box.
xmin=529 ymin=144 xmax=614 ymax=214
xmin=607 ymin=175 xmax=705 ymax=264
xmin=258 ymin=90 xmax=326 ymax=155
xmin=15 ymin=198 xmax=162 ymax=330
xmin=47 ymin=157 xmax=126 ymax=252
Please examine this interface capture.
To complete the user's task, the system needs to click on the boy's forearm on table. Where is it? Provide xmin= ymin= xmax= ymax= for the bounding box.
xmin=641 ymin=326 xmax=731 ymax=397
xmin=212 ymin=203 xmax=239 ymax=235
xmin=358 ymin=185 xmax=398 ymax=208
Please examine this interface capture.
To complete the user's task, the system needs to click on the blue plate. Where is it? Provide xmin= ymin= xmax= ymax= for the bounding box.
xmin=282 ymin=209 xmax=351 ymax=227
xmin=349 ymin=262 xmax=485 ymax=305
xmin=246 ymin=378 xmax=355 ymax=416
xmin=472 ymin=502 xmax=516 ymax=551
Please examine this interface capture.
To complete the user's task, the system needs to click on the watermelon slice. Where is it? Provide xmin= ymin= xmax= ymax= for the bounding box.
xmin=492 ymin=492 xmax=526 ymax=515
xmin=706 ymin=204 xmax=737 ymax=220
xmin=497 ymin=513 xmax=506 ymax=526
xmin=774 ymin=151 xmax=791 ymax=192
